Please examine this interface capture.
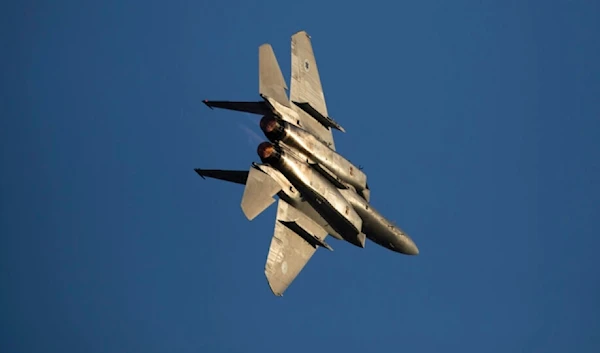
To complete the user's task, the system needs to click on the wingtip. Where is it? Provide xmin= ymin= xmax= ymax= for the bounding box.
xmin=292 ymin=30 xmax=310 ymax=39
xmin=265 ymin=274 xmax=285 ymax=297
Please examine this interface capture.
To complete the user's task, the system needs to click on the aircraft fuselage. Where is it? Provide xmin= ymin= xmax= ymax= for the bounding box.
xmin=257 ymin=141 xmax=366 ymax=248
xmin=260 ymin=115 xmax=369 ymax=200
xmin=197 ymin=30 xmax=419 ymax=296
xmin=256 ymin=139 xmax=418 ymax=255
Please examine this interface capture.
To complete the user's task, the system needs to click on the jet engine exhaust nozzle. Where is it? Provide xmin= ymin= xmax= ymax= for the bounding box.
xmin=259 ymin=116 xmax=285 ymax=141
xmin=257 ymin=141 xmax=280 ymax=163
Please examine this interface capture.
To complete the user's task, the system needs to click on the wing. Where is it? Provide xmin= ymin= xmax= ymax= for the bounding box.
xmin=290 ymin=31 xmax=345 ymax=150
xmin=265 ymin=199 xmax=332 ymax=296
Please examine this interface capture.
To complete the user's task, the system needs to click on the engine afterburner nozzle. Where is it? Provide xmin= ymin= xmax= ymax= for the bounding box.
xmin=259 ymin=116 xmax=285 ymax=141
xmin=257 ymin=141 xmax=280 ymax=163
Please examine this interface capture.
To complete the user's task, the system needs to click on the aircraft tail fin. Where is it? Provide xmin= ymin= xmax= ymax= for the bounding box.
xmin=202 ymin=100 xmax=269 ymax=115
xmin=194 ymin=169 xmax=248 ymax=185
xmin=259 ymin=44 xmax=290 ymax=108
xmin=241 ymin=165 xmax=282 ymax=220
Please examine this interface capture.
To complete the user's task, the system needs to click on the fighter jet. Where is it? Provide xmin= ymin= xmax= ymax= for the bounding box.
xmin=198 ymin=30 xmax=419 ymax=296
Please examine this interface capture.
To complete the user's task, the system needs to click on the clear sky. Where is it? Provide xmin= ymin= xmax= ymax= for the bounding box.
xmin=2 ymin=1 xmax=599 ymax=352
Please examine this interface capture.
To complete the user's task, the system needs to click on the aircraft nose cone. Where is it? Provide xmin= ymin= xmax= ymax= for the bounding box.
xmin=394 ymin=234 xmax=420 ymax=255
xmin=404 ymin=239 xmax=419 ymax=255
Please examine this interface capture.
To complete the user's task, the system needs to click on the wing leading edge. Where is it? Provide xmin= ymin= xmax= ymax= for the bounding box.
xmin=195 ymin=167 xmax=332 ymax=296
xmin=289 ymin=31 xmax=345 ymax=150
xmin=265 ymin=199 xmax=331 ymax=296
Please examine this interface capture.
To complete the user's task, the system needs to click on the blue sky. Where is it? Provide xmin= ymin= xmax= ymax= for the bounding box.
xmin=2 ymin=0 xmax=599 ymax=352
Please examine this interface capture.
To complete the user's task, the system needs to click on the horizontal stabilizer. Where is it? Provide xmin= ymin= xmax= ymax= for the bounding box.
xmin=259 ymin=44 xmax=290 ymax=108
xmin=292 ymin=101 xmax=345 ymax=132
xmin=203 ymin=100 xmax=269 ymax=115
xmin=241 ymin=166 xmax=281 ymax=221
xmin=279 ymin=220 xmax=333 ymax=251
xmin=194 ymin=169 xmax=248 ymax=185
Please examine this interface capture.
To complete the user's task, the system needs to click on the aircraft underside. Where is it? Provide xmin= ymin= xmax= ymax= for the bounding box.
xmin=196 ymin=30 xmax=419 ymax=296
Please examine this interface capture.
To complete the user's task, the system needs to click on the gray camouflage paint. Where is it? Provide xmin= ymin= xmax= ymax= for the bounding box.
xmin=198 ymin=30 xmax=419 ymax=296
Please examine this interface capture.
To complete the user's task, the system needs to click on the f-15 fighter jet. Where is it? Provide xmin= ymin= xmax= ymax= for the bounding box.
xmin=198 ymin=30 xmax=419 ymax=296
